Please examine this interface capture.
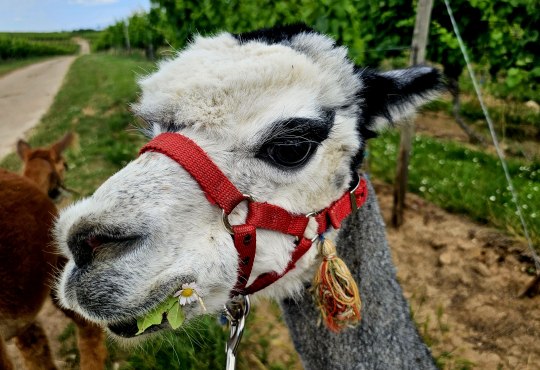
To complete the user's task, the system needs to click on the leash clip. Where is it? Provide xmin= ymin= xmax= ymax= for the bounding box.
xmin=223 ymin=295 xmax=251 ymax=370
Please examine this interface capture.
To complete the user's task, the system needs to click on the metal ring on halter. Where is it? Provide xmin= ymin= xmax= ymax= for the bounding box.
xmin=349 ymin=176 xmax=361 ymax=214
xmin=305 ymin=209 xmax=321 ymax=218
xmin=221 ymin=194 xmax=255 ymax=235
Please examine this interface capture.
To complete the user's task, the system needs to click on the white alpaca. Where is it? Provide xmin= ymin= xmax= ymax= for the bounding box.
xmin=54 ymin=25 xmax=443 ymax=368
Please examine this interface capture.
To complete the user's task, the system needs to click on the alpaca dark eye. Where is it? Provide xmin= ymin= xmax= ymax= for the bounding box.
xmin=257 ymin=112 xmax=335 ymax=169
xmin=265 ymin=140 xmax=316 ymax=168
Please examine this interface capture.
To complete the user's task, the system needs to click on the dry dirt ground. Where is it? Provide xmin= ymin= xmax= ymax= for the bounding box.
xmin=378 ymin=181 xmax=539 ymax=369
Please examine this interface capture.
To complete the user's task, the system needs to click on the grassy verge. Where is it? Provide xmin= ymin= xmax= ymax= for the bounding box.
xmin=0 ymin=56 xmax=53 ymax=77
xmin=369 ymin=131 xmax=540 ymax=246
xmin=0 ymin=54 xmax=154 ymax=193
xmin=423 ymin=94 xmax=540 ymax=143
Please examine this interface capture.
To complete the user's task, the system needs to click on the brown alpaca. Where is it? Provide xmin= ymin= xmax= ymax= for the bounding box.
xmin=0 ymin=134 xmax=107 ymax=370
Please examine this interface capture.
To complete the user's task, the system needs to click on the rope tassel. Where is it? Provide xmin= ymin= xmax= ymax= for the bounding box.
xmin=312 ymin=238 xmax=362 ymax=332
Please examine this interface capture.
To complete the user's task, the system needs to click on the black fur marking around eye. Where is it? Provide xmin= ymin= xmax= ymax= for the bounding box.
xmin=263 ymin=110 xmax=335 ymax=145
xmin=256 ymin=110 xmax=335 ymax=170
xmin=233 ymin=23 xmax=315 ymax=45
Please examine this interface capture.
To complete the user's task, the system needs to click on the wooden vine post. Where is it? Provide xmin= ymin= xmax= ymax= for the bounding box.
xmin=391 ymin=0 xmax=434 ymax=227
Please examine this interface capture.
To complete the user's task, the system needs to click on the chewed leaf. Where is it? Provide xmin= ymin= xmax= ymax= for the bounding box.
xmin=135 ymin=296 xmax=180 ymax=335
xmin=167 ymin=301 xmax=185 ymax=330
xmin=136 ymin=309 xmax=163 ymax=335
xmin=161 ymin=296 xmax=178 ymax=311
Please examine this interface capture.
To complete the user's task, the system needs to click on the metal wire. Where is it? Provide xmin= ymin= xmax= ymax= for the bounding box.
xmin=444 ymin=0 xmax=540 ymax=272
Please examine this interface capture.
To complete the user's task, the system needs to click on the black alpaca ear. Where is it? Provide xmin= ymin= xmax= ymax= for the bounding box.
xmin=358 ymin=66 xmax=445 ymax=139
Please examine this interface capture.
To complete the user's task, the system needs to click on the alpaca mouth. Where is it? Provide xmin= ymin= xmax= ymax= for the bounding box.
xmin=106 ymin=281 xmax=196 ymax=338
xmin=108 ymin=317 xmax=169 ymax=338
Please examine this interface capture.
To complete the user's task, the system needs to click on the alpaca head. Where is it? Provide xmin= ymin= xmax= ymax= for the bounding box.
xmin=54 ymin=25 xmax=443 ymax=340
xmin=17 ymin=132 xmax=75 ymax=200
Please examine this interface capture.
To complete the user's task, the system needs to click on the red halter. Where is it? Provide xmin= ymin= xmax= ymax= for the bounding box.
xmin=140 ymin=132 xmax=368 ymax=296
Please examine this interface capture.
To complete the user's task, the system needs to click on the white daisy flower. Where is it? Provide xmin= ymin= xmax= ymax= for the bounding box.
xmin=174 ymin=283 xmax=204 ymax=308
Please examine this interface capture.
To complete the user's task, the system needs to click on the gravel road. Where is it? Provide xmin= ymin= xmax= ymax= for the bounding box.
xmin=0 ymin=39 xmax=89 ymax=159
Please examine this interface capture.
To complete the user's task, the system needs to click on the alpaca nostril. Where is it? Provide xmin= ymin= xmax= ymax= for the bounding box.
xmin=86 ymin=235 xmax=102 ymax=251
xmin=67 ymin=224 xmax=143 ymax=268
xmin=67 ymin=230 xmax=95 ymax=268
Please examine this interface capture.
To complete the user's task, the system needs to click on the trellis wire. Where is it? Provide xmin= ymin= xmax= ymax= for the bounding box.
xmin=444 ymin=0 xmax=540 ymax=272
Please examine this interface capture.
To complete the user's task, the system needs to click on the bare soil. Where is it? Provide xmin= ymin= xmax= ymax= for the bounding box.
xmin=377 ymin=181 xmax=540 ymax=369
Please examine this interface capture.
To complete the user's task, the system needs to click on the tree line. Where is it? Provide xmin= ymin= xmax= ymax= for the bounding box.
xmin=95 ymin=0 xmax=538 ymax=103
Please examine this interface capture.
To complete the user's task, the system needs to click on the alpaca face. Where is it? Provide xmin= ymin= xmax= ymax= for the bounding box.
xmin=54 ymin=25 xmax=443 ymax=339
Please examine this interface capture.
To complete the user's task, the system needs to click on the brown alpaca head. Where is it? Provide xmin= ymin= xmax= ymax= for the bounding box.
xmin=17 ymin=133 xmax=75 ymax=200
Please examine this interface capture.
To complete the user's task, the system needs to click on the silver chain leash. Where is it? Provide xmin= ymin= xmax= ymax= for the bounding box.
xmin=223 ymin=295 xmax=251 ymax=370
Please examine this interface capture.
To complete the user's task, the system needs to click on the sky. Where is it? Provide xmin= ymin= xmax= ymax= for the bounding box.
xmin=1 ymin=0 xmax=151 ymax=32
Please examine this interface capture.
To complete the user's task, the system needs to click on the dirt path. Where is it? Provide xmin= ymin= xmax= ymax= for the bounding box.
xmin=0 ymin=39 xmax=89 ymax=160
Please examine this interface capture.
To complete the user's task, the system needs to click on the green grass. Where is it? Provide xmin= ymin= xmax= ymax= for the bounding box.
xmin=0 ymin=32 xmax=75 ymax=41
xmin=369 ymin=131 xmax=540 ymax=246
xmin=119 ymin=317 xmax=228 ymax=370
xmin=57 ymin=323 xmax=80 ymax=370
xmin=423 ymin=96 xmax=540 ymax=142
xmin=0 ymin=56 xmax=53 ymax=77
xmin=118 ymin=300 xmax=300 ymax=370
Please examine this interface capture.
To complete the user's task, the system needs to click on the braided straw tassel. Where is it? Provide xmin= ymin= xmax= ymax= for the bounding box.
xmin=312 ymin=238 xmax=362 ymax=332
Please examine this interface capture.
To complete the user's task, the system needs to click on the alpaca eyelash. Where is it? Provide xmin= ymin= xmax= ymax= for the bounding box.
xmin=260 ymin=110 xmax=336 ymax=147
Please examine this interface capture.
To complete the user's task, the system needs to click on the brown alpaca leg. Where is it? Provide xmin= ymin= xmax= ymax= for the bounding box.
xmin=51 ymin=287 xmax=107 ymax=370
xmin=14 ymin=321 xmax=57 ymax=370
xmin=72 ymin=315 xmax=107 ymax=370
xmin=0 ymin=335 xmax=15 ymax=370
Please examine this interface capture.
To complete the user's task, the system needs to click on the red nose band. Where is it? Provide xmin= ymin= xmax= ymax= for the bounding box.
xmin=140 ymin=132 xmax=367 ymax=296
